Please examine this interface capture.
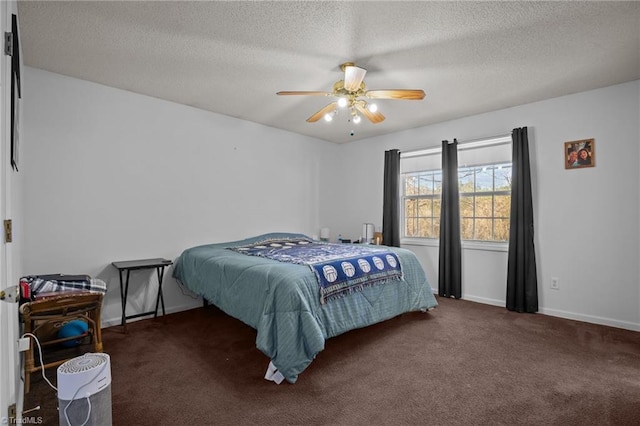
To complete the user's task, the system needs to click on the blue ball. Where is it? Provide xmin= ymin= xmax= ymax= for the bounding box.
xmin=58 ymin=320 xmax=89 ymax=347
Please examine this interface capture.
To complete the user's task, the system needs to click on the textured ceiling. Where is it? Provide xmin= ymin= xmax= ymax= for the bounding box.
xmin=17 ymin=1 xmax=640 ymax=144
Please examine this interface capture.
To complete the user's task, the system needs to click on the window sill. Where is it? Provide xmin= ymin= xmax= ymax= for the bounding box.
xmin=401 ymin=238 xmax=439 ymax=248
xmin=401 ymin=238 xmax=508 ymax=253
xmin=462 ymin=240 xmax=508 ymax=252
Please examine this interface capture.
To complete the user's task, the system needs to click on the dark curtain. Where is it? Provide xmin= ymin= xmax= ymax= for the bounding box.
xmin=10 ymin=14 xmax=21 ymax=172
xmin=382 ymin=149 xmax=401 ymax=247
xmin=506 ymin=127 xmax=538 ymax=313
xmin=438 ymin=139 xmax=461 ymax=298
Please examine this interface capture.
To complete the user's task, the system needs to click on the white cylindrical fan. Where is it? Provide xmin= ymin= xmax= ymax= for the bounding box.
xmin=57 ymin=353 xmax=112 ymax=426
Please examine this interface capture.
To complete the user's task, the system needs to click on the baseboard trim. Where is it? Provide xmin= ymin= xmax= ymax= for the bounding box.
xmin=538 ymin=307 xmax=640 ymax=332
xmin=462 ymin=294 xmax=504 ymax=307
xmin=101 ymin=295 xmax=640 ymax=332
xmin=101 ymin=300 xmax=202 ymax=328
xmin=462 ymin=294 xmax=640 ymax=332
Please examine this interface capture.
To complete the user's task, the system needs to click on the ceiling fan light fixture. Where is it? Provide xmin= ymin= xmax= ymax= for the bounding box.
xmin=343 ymin=64 xmax=367 ymax=92
xmin=278 ymin=62 xmax=424 ymax=126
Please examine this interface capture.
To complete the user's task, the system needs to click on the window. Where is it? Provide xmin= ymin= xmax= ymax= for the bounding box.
xmin=401 ymin=136 xmax=512 ymax=243
xmin=458 ymin=163 xmax=511 ymax=241
xmin=404 ymin=170 xmax=442 ymax=238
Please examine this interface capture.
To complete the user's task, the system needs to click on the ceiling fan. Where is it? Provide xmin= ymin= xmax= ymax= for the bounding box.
xmin=277 ymin=62 xmax=425 ymax=124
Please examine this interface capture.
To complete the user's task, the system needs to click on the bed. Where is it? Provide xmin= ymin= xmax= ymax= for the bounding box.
xmin=172 ymin=232 xmax=438 ymax=383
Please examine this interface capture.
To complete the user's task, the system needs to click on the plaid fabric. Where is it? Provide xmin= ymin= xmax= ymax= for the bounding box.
xmin=21 ymin=275 xmax=106 ymax=299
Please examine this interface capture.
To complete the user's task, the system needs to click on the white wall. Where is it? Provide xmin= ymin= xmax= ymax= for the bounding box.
xmin=19 ymin=68 xmax=640 ymax=332
xmin=322 ymin=81 xmax=640 ymax=331
xmin=20 ymin=67 xmax=335 ymax=326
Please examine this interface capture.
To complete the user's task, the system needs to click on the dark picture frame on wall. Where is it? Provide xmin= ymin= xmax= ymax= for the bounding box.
xmin=565 ymin=138 xmax=595 ymax=169
xmin=10 ymin=13 xmax=21 ymax=172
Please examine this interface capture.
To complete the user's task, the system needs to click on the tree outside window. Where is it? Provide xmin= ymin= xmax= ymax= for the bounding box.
xmin=402 ymin=163 xmax=511 ymax=242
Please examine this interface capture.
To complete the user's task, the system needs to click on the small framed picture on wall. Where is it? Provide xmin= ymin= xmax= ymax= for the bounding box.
xmin=565 ymin=138 xmax=595 ymax=169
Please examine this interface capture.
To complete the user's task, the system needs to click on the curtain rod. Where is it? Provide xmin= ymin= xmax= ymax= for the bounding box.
xmin=400 ymin=133 xmax=511 ymax=158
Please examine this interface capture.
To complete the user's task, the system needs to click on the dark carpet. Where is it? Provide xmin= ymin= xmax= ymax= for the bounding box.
xmin=24 ymin=297 xmax=640 ymax=425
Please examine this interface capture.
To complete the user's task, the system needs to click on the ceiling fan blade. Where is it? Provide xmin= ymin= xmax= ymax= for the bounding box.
xmin=365 ymin=89 xmax=426 ymax=100
xmin=343 ymin=65 xmax=367 ymax=92
xmin=354 ymin=103 xmax=385 ymax=124
xmin=276 ymin=91 xmax=330 ymax=96
xmin=307 ymin=102 xmax=337 ymax=123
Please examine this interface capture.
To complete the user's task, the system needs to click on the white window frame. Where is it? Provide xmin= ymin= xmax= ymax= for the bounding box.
xmin=399 ymin=136 xmax=512 ymax=252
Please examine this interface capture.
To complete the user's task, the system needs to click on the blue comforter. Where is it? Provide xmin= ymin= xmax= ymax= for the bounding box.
xmin=172 ymin=232 xmax=437 ymax=383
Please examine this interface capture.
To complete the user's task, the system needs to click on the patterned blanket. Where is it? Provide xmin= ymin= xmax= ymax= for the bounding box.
xmin=229 ymin=237 xmax=403 ymax=304
xmin=20 ymin=275 xmax=107 ymax=301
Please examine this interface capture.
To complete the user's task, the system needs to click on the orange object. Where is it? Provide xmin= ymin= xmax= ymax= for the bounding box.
xmin=373 ymin=232 xmax=383 ymax=245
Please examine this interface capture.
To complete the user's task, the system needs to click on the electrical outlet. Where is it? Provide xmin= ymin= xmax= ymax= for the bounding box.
xmin=550 ymin=277 xmax=560 ymax=290
xmin=18 ymin=337 xmax=30 ymax=352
